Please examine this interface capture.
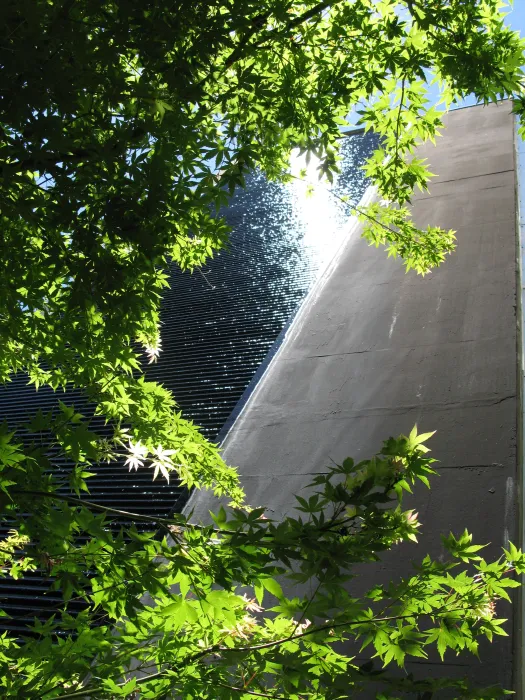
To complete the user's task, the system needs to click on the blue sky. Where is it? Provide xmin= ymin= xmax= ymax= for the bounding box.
xmin=508 ymin=2 xmax=525 ymax=35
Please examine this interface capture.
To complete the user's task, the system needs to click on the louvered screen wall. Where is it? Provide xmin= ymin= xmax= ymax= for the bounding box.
xmin=0 ymin=132 xmax=378 ymax=633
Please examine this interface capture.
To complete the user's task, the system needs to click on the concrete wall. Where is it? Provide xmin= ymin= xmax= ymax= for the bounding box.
xmin=187 ymin=102 xmax=519 ymax=690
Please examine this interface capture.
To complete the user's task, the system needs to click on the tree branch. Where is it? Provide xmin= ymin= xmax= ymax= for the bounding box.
xmin=393 ymin=78 xmax=406 ymax=175
xmin=12 ymin=489 xmax=171 ymax=527
xmin=48 ymin=605 xmax=478 ymax=700
xmin=201 ymin=0 xmax=346 ymax=87
xmin=5 ymin=149 xmax=93 ymax=174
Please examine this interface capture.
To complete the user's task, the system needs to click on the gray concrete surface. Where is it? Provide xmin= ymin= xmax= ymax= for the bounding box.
xmin=186 ymin=102 xmax=519 ymax=691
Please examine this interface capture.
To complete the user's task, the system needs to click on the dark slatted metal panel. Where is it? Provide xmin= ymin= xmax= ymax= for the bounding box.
xmin=0 ymin=132 xmax=378 ymax=633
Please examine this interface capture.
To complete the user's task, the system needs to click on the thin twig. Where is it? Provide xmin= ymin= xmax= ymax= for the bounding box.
xmin=393 ymin=78 xmax=406 ymax=179
xmin=49 ymin=605 xmax=480 ymax=699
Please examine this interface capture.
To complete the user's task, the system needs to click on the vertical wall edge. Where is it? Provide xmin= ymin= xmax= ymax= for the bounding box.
xmin=514 ymin=111 xmax=525 ymax=697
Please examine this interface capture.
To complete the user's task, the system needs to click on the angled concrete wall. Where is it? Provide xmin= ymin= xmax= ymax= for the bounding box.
xmin=187 ymin=102 xmax=518 ymax=690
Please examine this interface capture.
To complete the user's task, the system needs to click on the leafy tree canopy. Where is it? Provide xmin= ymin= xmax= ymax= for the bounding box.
xmin=1 ymin=0 xmax=525 ymax=698
xmin=1 ymin=0 xmax=525 ymax=491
